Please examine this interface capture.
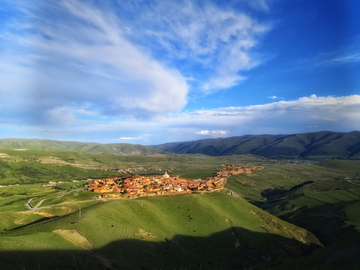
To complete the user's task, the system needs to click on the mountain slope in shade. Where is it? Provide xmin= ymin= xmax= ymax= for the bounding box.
xmin=0 ymin=139 xmax=165 ymax=156
xmin=154 ymin=131 xmax=360 ymax=159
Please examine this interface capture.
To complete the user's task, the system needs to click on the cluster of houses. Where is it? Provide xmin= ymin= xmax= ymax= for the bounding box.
xmin=216 ymin=164 xmax=263 ymax=177
xmin=85 ymin=164 xmax=262 ymax=199
xmin=86 ymin=166 xmax=173 ymax=173
xmin=86 ymin=171 xmax=226 ymax=199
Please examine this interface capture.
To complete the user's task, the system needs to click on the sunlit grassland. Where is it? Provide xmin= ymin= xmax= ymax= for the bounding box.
xmin=0 ymin=149 xmax=264 ymax=185
xmin=0 ymin=159 xmax=123 ymax=185
xmin=0 ymin=185 xmax=54 ymax=211
xmin=0 ymin=192 xmax=320 ymax=270
xmin=225 ymin=163 xmax=350 ymax=202
xmin=2 ymin=149 xmax=359 ymax=269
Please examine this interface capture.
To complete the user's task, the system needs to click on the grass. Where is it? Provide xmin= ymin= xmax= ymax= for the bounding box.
xmin=0 ymin=184 xmax=54 ymax=212
xmin=1 ymin=150 xmax=359 ymax=269
xmin=0 ymin=149 xmax=264 ymax=185
xmin=0 ymin=192 xmax=320 ymax=270
xmin=317 ymin=159 xmax=360 ymax=174
xmin=225 ymin=160 xmax=360 ymax=269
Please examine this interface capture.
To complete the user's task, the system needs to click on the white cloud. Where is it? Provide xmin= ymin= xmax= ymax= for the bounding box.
xmin=0 ymin=0 xmax=189 ymax=124
xmin=196 ymin=130 xmax=210 ymax=135
xmin=0 ymin=0 xmax=275 ymax=130
xmin=77 ymin=94 xmax=360 ymax=135
xmin=196 ymin=130 xmax=228 ymax=137
xmin=269 ymin=95 xmax=277 ymax=99
xmin=76 ymin=109 xmax=97 ymax=115
xmin=203 ymin=75 xmax=246 ymax=92
xmin=118 ymin=137 xmax=141 ymax=140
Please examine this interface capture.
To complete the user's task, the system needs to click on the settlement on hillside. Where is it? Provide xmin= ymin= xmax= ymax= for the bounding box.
xmin=85 ymin=164 xmax=263 ymax=199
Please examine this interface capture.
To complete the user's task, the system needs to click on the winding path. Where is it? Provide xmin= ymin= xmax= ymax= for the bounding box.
xmin=25 ymin=198 xmax=33 ymax=210
xmin=346 ymin=180 xmax=360 ymax=187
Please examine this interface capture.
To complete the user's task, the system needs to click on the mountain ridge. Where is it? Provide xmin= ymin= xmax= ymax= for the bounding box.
xmin=154 ymin=131 xmax=360 ymax=159
xmin=0 ymin=138 xmax=165 ymax=156
xmin=2 ymin=131 xmax=360 ymax=158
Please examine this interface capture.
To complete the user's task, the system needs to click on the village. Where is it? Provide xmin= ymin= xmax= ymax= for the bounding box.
xmin=85 ymin=164 xmax=263 ymax=199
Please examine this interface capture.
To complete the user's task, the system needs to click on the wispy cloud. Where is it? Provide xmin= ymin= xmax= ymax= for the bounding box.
xmin=0 ymin=0 xmax=189 ymax=125
xmin=314 ymin=52 xmax=360 ymax=68
xmin=121 ymin=0 xmax=271 ymax=92
xmin=0 ymin=0 xmax=273 ymax=130
xmin=296 ymin=42 xmax=360 ymax=70
xmin=1 ymin=1 xmax=357 ymax=145
xmin=76 ymin=109 xmax=97 ymax=115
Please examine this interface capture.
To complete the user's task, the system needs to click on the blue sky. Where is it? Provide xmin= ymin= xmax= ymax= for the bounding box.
xmin=1 ymin=0 xmax=360 ymax=145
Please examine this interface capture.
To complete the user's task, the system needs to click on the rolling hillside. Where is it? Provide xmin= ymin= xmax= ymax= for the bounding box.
xmin=154 ymin=131 xmax=360 ymax=159
xmin=0 ymin=139 xmax=165 ymax=156
xmin=0 ymin=192 xmax=321 ymax=270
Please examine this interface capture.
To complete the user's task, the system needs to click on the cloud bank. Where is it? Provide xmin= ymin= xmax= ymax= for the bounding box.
xmin=9 ymin=94 xmax=359 ymax=144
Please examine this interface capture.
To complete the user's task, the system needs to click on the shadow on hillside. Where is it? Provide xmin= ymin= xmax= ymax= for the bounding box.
xmin=0 ymin=227 xmax=320 ymax=270
xmin=278 ymin=201 xmax=360 ymax=245
xmin=260 ymin=190 xmax=360 ymax=246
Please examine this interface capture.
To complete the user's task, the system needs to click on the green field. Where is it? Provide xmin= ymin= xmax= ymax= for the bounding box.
xmin=225 ymin=160 xmax=360 ymax=269
xmin=0 ymin=149 xmax=264 ymax=184
xmin=0 ymin=192 xmax=320 ymax=270
xmin=1 ymin=149 xmax=359 ymax=269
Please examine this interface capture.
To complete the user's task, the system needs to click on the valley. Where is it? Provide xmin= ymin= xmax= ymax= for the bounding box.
xmin=0 ymin=145 xmax=359 ymax=269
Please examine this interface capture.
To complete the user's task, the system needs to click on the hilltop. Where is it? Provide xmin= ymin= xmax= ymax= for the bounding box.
xmin=154 ymin=131 xmax=360 ymax=159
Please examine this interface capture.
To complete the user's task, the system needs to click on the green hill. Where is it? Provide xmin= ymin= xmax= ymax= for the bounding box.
xmin=0 ymin=139 xmax=165 ymax=156
xmin=154 ymin=131 xmax=360 ymax=159
xmin=0 ymin=192 xmax=321 ymax=270
xmin=225 ymin=160 xmax=360 ymax=270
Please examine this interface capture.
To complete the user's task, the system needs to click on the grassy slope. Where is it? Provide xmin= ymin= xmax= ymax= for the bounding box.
xmin=0 ymin=158 xmax=123 ymax=185
xmin=316 ymin=159 xmax=360 ymax=174
xmin=1 ymin=149 xmax=359 ymax=269
xmin=225 ymin=160 xmax=360 ymax=269
xmin=0 ymin=192 xmax=320 ymax=270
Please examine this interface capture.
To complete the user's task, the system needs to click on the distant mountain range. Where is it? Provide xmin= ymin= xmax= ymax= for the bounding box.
xmin=154 ymin=131 xmax=360 ymax=159
xmin=0 ymin=139 xmax=165 ymax=156
xmin=1 ymin=131 xmax=360 ymax=158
